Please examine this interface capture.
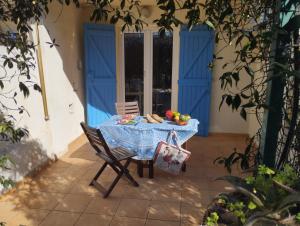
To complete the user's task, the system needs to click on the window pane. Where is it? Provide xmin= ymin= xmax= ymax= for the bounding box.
xmin=152 ymin=32 xmax=173 ymax=116
xmin=124 ymin=33 xmax=144 ymax=114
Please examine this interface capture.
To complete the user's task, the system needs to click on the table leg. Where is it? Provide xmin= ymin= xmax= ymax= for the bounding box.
xmin=137 ymin=161 xmax=143 ymax=177
xmin=182 ymin=142 xmax=188 ymax=172
xmin=183 ymin=142 xmax=188 ymax=149
xmin=149 ymin=160 xmax=154 ymax=179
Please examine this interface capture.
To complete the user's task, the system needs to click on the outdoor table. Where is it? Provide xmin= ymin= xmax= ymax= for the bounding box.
xmin=98 ymin=115 xmax=199 ymax=177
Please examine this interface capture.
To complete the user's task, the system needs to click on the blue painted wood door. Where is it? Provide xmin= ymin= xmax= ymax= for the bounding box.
xmin=84 ymin=24 xmax=116 ymax=127
xmin=178 ymin=25 xmax=214 ymax=136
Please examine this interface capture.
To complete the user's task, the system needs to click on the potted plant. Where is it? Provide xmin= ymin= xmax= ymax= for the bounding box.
xmin=203 ymin=165 xmax=300 ymax=225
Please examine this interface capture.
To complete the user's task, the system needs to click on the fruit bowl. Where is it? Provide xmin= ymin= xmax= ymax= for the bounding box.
xmin=165 ymin=110 xmax=191 ymax=126
xmin=175 ymin=120 xmax=188 ymax=126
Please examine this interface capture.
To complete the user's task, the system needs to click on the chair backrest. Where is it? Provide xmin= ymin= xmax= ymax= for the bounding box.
xmin=115 ymin=101 xmax=140 ymax=116
xmin=80 ymin=122 xmax=117 ymax=162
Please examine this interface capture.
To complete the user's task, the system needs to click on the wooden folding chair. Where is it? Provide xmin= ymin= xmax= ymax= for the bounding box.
xmin=80 ymin=122 xmax=139 ymax=198
xmin=115 ymin=101 xmax=140 ymax=115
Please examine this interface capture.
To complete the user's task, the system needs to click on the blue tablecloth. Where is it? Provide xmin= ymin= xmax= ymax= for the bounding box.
xmin=98 ymin=116 xmax=199 ymax=160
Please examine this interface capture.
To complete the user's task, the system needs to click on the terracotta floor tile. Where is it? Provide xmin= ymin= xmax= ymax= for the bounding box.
xmin=148 ymin=200 xmax=181 ymax=221
xmin=37 ymin=166 xmax=87 ymax=182
xmin=0 ymin=201 xmax=21 ymax=222
xmin=80 ymin=164 xmax=114 ymax=182
xmin=17 ymin=191 xmax=65 ymax=210
xmin=116 ymin=199 xmax=150 ymax=218
xmin=49 ymin=159 xmax=73 ymax=169
xmin=145 ymin=219 xmax=180 ymax=226
xmin=85 ymin=196 xmax=120 ymax=215
xmin=206 ymin=180 xmax=234 ymax=192
xmin=30 ymin=177 xmax=75 ymax=193
xmin=74 ymin=213 xmax=112 ymax=226
xmin=180 ymin=178 xmax=219 ymax=207
xmin=55 ymin=194 xmax=92 ymax=212
xmin=39 ymin=211 xmax=80 ymax=226
xmin=180 ymin=203 xmax=206 ymax=225
xmin=5 ymin=209 xmax=49 ymax=226
xmin=39 ymin=166 xmax=71 ymax=178
xmin=180 ymin=221 xmax=202 ymax=226
xmin=69 ymin=180 xmax=99 ymax=196
xmin=181 ymin=186 xmax=208 ymax=208
xmin=151 ymin=185 xmax=182 ymax=202
xmin=59 ymin=157 xmax=96 ymax=167
xmin=119 ymin=184 xmax=154 ymax=200
xmin=110 ymin=216 xmax=146 ymax=226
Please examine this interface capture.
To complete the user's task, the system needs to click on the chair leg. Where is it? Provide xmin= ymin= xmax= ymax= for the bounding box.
xmin=103 ymin=170 xmax=123 ymax=198
xmin=90 ymin=162 xmax=108 ymax=186
xmin=111 ymin=159 xmax=139 ymax=188
xmin=104 ymin=159 xmax=139 ymax=198
xmin=91 ymin=159 xmax=139 ymax=198
xmin=123 ymin=159 xmax=139 ymax=187
xmin=149 ymin=160 xmax=154 ymax=178
xmin=181 ymin=162 xmax=186 ymax=172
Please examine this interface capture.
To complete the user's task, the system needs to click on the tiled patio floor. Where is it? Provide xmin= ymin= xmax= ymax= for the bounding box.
xmin=0 ymin=134 xmax=247 ymax=226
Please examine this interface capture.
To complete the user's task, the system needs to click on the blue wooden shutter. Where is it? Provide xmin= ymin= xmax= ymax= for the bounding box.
xmin=84 ymin=24 xmax=116 ymax=127
xmin=178 ymin=25 xmax=214 ymax=136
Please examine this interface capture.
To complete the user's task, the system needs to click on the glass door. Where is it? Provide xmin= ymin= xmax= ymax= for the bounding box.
xmin=152 ymin=32 xmax=173 ymax=116
xmin=123 ymin=30 xmax=173 ymax=116
xmin=124 ymin=33 xmax=144 ymax=114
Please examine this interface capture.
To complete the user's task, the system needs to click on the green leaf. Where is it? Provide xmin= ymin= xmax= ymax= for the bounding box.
xmin=277 ymin=193 xmax=300 ymax=209
xmin=296 ymin=213 xmax=300 ymax=223
xmin=120 ymin=0 xmax=125 ymax=9
xmin=242 ymin=102 xmax=256 ymax=108
xmin=245 ymin=176 xmax=255 ymax=184
xmin=219 ymin=5 xmax=233 ymax=22
xmin=240 ymin=108 xmax=247 ymax=120
xmin=241 ymin=92 xmax=250 ymax=99
xmin=219 ymin=95 xmax=226 ymax=110
xmin=245 ymin=66 xmax=254 ymax=77
xmin=33 ymin=84 xmax=41 ymax=92
xmin=258 ymin=165 xmax=275 ymax=175
xmin=232 ymin=95 xmax=241 ymax=110
xmin=19 ymin=82 xmax=30 ymax=97
xmin=248 ymin=201 xmax=257 ymax=210
xmin=235 ymin=35 xmax=244 ymax=47
xmin=226 ymin=95 xmax=232 ymax=106
xmin=232 ymin=72 xmax=240 ymax=85
xmin=205 ymin=20 xmax=215 ymax=29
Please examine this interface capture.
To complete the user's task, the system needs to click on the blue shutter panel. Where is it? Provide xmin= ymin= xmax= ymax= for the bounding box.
xmin=178 ymin=25 xmax=214 ymax=136
xmin=84 ymin=24 xmax=116 ymax=127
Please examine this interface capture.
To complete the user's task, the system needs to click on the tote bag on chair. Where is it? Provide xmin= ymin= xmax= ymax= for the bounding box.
xmin=154 ymin=130 xmax=191 ymax=175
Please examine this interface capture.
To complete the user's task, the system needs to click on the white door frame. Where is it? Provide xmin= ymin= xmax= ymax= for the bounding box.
xmin=118 ymin=26 xmax=179 ymax=114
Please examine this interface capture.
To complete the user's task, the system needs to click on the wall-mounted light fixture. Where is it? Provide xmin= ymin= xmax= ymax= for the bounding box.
xmin=141 ymin=6 xmax=152 ymax=18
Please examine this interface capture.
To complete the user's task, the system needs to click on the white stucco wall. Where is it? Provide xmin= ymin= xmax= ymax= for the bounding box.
xmin=0 ymin=2 xmax=86 ymax=192
xmin=209 ymin=42 xmax=249 ymax=134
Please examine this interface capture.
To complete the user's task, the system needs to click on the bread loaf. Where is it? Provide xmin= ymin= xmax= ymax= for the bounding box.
xmin=146 ymin=114 xmax=159 ymax=123
xmin=152 ymin=114 xmax=164 ymax=123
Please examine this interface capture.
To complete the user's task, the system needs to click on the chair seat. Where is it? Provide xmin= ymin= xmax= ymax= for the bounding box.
xmin=111 ymin=147 xmax=136 ymax=160
xmin=97 ymin=147 xmax=136 ymax=162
